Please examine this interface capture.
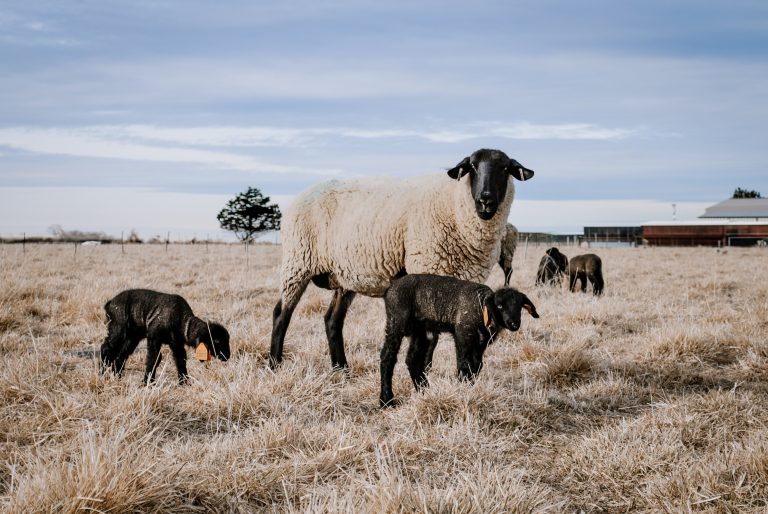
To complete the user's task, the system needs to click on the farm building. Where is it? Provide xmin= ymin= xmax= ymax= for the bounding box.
xmin=699 ymin=198 xmax=768 ymax=220
xmin=642 ymin=220 xmax=768 ymax=246
xmin=583 ymin=226 xmax=642 ymax=245
xmin=641 ymin=197 xmax=768 ymax=246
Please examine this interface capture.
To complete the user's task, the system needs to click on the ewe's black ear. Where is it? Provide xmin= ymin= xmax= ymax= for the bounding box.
xmin=520 ymin=293 xmax=540 ymax=318
xmin=447 ymin=156 xmax=471 ymax=180
xmin=508 ymin=159 xmax=534 ymax=181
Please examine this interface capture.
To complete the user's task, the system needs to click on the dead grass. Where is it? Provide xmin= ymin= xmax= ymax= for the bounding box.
xmin=1 ymin=242 xmax=768 ymax=512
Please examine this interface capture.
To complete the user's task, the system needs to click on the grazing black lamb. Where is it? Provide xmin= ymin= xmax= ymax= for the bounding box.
xmin=535 ymin=247 xmax=569 ymax=286
xmin=379 ymin=274 xmax=539 ymax=407
xmin=568 ymin=253 xmax=604 ymax=295
xmin=100 ymin=289 xmax=230 ymax=384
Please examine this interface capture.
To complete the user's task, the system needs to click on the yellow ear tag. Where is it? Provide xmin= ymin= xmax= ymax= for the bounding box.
xmin=483 ymin=306 xmax=492 ymax=329
xmin=195 ymin=343 xmax=212 ymax=362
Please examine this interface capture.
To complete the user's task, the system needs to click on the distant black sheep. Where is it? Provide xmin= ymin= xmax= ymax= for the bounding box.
xmin=568 ymin=254 xmax=604 ymax=295
xmin=100 ymin=289 xmax=230 ymax=384
xmin=535 ymin=247 xmax=568 ymax=286
xmin=380 ymin=274 xmax=539 ymax=407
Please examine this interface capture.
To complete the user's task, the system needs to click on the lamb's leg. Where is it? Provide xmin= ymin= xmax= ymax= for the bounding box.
xmin=591 ymin=272 xmax=604 ymax=296
xmin=454 ymin=329 xmax=483 ymax=381
xmin=380 ymin=320 xmax=406 ymax=408
xmin=269 ymin=276 xmax=311 ymax=369
xmin=323 ymin=289 xmax=356 ymax=370
xmin=113 ymin=335 xmax=141 ymax=377
xmin=568 ymin=272 xmax=577 ymax=292
xmin=143 ymin=337 xmax=163 ymax=385
xmin=170 ymin=332 xmax=189 ymax=384
xmin=406 ymin=324 xmax=430 ymax=391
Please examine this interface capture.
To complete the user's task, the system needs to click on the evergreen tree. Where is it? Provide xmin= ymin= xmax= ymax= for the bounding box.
xmin=732 ymin=187 xmax=762 ymax=199
xmin=217 ymin=187 xmax=282 ymax=242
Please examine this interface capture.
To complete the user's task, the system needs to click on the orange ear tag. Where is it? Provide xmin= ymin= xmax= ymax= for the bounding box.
xmin=195 ymin=343 xmax=212 ymax=362
xmin=483 ymin=306 xmax=491 ymax=329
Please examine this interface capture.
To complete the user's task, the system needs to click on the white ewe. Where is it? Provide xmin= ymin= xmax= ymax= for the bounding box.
xmin=270 ymin=148 xmax=534 ymax=369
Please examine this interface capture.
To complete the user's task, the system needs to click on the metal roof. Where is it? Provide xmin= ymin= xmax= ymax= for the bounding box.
xmin=643 ymin=219 xmax=768 ymax=226
xmin=699 ymin=198 xmax=768 ymax=218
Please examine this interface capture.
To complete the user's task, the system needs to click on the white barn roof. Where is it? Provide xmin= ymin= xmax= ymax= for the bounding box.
xmin=699 ymin=198 xmax=768 ymax=219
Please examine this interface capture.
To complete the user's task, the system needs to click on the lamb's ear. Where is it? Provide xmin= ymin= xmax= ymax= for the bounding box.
xmin=520 ymin=294 xmax=540 ymax=318
xmin=508 ymin=159 xmax=534 ymax=181
xmin=447 ymin=156 xmax=471 ymax=180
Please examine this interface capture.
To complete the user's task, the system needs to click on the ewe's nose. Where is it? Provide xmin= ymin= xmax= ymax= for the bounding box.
xmin=478 ymin=192 xmax=496 ymax=208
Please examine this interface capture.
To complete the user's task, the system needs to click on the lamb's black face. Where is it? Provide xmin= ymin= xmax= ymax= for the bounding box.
xmin=202 ymin=323 xmax=231 ymax=361
xmin=493 ymin=289 xmax=539 ymax=332
xmin=446 ymin=149 xmax=535 ymax=221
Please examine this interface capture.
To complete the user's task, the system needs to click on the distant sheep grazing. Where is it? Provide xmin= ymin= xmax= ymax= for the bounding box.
xmin=535 ymin=247 xmax=569 ymax=286
xmin=100 ymin=289 xmax=230 ymax=384
xmin=568 ymin=254 xmax=604 ymax=295
xmin=379 ymin=274 xmax=539 ymax=407
xmin=271 ymin=149 xmax=534 ymax=370
xmin=498 ymin=223 xmax=518 ymax=286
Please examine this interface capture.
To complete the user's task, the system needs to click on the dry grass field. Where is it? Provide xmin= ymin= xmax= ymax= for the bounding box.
xmin=1 ymin=242 xmax=767 ymax=513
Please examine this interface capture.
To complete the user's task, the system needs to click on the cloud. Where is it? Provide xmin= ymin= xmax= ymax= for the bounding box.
xmin=0 ymin=127 xmax=339 ymax=175
xmin=343 ymin=122 xmax=636 ymax=143
xmin=0 ymin=120 xmax=637 ymax=160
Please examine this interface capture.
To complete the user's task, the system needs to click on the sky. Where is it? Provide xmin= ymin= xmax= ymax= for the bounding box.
xmin=1 ymin=0 xmax=766 ymax=240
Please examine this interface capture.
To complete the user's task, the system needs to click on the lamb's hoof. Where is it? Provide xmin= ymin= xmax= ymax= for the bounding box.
xmin=331 ymin=364 xmax=351 ymax=377
xmin=379 ymin=397 xmax=400 ymax=409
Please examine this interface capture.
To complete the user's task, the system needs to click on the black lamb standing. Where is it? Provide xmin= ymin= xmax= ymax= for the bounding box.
xmin=535 ymin=247 xmax=569 ymax=286
xmin=380 ymin=274 xmax=539 ymax=407
xmin=568 ymin=253 xmax=604 ymax=295
xmin=100 ymin=289 xmax=230 ymax=384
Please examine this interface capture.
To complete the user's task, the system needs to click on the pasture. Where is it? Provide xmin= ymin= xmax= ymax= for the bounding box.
xmin=1 ymin=243 xmax=767 ymax=512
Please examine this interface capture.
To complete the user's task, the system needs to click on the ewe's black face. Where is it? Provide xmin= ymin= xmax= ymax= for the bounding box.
xmin=447 ymin=149 xmax=535 ymax=221
xmin=492 ymin=288 xmax=539 ymax=332
xmin=202 ymin=323 xmax=231 ymax=361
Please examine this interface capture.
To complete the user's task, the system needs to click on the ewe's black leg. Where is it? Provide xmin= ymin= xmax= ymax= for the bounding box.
xmin=579 ymin=272 xmax=588 ymax=293
xmin=143 ymin=337 xmax=163 ymax=385
xmin=324 ymin=289 xmax=356 ymax=370
xmin=380 ymin=321 xmax=406 ymax=408
xmin=269 ymin=277 xmax=310 ymax=369
xmin=503 ymin=265 xmax=513 ymax=287
xmin=405 ymin=324 xmax=430 ymax=391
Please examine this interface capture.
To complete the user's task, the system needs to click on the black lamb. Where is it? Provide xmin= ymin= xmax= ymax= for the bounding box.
xmin=380 ymin=274 xmax=539 ymax=407
xmin=535 ymin=247 xmax=569 ymax=286
xmin=568 ymin=253 xmax=604 ymax=295
xmin=100 ymin=289 xmax=230 ymax=384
